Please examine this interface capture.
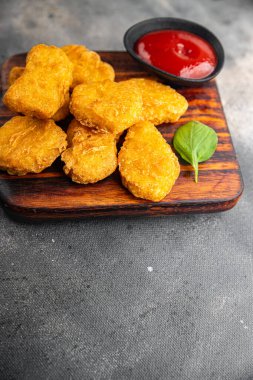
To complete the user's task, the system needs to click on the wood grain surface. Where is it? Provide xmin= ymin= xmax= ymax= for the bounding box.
xmin=0 ymin=51 xmax=243 ymax=220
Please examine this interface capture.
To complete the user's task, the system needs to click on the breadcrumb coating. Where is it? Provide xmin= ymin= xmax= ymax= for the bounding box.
xmin=123 ymin=78 xmax=188 ymax=125
xmin=118 ymin=121 xmax=180 ymax=201
xmin=0 ymin=116 xmax=67 ymax=175
xmin=3 ymin=44 xmax=73 ymax=119
xmin=70 ymin=80 xmax=143 ymax=134
xmin=62 ymin=119 xmax=117 ymax=184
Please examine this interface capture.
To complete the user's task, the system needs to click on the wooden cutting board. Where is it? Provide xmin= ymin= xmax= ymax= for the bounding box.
xmin=0 ymin=51 xmax=243 ymax=220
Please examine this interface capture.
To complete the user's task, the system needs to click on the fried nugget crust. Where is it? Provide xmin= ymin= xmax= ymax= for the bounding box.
xmin=61 ymin=119 xmax=117 ymax=184
xmin=52 ymin=92 xmax=70 ymax=121
xmin=123 ymin=78 xmax=188 ymax=125
xmin=8 ymin=66 xmax=25 ymax=86
xmin=70 ymin=80 xmax=143 ymax=134
xmin=7 ymin=66 xmax=70 ymax=122
xmin=118 ymin=121 xmax=180 ymax=201
xmin=0 ymin=116 xmax=67 ymax=175
xmin=62 ymin=45 xmax=115 ymax=89
xmin=61 ymin=44 xmax=89 ymax=59
xmin=3 ymin=44 xmax=73 ymax=119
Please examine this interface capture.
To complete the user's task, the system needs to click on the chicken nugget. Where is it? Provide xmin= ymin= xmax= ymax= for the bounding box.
xmin=3 ymin=44 xmax=73 ymax=119
xmin=0 ymin=116 xmax=67 ymax=175
xmin=7 ymin=66 xmax=70 ymax=122
xmin=61 ymin=119 xmax=117 ymax=184
xmin=123 ymin=78 xmax=188 ymax=124
xmin=62 ymin=45 xmax=115 ymax=89
xmin=8 ymin=66 xmax=25 ymax=86
xmin=61 ymin=44 xmax=89 ymax=59
xmin=51 ymin=92 xmax=70 ymax=121
xmin=118 ymin=121 xmax=180 ymax=201
xmin=70 ymin=80 xmax=143 ymax=134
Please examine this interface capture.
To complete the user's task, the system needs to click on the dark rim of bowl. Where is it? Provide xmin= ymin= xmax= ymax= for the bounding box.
xmin=123 ymin=17 xmax=225 ymax=84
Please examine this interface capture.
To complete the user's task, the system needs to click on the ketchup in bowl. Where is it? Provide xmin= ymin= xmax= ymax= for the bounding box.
xmin=134 ymin=30 xmax=217 ymax=79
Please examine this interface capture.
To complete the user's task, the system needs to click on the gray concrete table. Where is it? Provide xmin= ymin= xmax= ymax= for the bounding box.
xmin=1 ymin=1 xmax=253 ymax=379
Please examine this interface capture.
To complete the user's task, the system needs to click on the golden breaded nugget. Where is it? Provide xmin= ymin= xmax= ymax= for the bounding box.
xmin=70 ymin=80 xmax=143 ymax=134
xmin=124 ymin=78 xmax=188 ymax=124
xmin=62 ymin=45 xmax=115 ymax=88
xmin=61 ymin=119 xmax=117 ymax=184
xmin=7 ymin=66 xmax=70 ymax=122
xmin=0 ymin=116 xmax=67 ymax=175
xmin=118 ymin=121 xmax=180 ymax=201
xmin=8 ymin=66 xmax=25 ymax=86
xmin=52 ymin=92 xmax=70 ymax=121
xmin=3 ymin=44 xmax=73 ymax=119
xmin=61 ymin=44 xmax=89 ymax=59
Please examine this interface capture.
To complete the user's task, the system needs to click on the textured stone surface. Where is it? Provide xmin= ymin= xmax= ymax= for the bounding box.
xmin=1 ymin=1 xmax=253 ymax=379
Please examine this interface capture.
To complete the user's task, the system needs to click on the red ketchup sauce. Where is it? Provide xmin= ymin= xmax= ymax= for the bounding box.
xmin=134 ymin=30 xmax=217 ymax=79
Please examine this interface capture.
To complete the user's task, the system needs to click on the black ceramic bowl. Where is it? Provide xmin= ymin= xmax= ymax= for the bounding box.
xmin=124 ymin=17 xmax=225 ymax=87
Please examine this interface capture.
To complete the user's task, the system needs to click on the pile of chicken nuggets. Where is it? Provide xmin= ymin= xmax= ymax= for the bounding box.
xmin=0 ymin=44 xmax=188 ymax=202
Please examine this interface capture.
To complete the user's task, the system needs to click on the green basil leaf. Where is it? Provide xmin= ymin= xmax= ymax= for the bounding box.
xmin=173 ymin=120 xmax=218 ymax=183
